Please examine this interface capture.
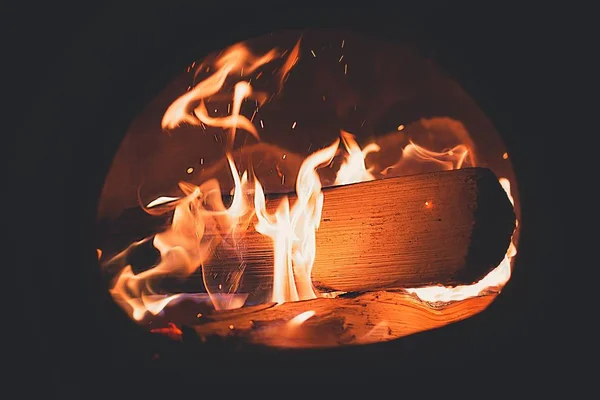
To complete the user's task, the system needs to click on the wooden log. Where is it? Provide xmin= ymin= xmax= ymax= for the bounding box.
xmin=185 ymin=290 xmax=499 ymax=348
xmin=99 ymin=167 xmax=515 ymax=292
xmin=312 ymin=167 xmax=515 ymax=291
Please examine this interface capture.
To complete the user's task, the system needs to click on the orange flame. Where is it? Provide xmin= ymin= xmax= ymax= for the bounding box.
xmin=255 ymin=140 xmax=339 ymax=303
xmin=110 ymin=155 xmax=255 ymax=318
xmin=333 ymin=137 xmax=517 ymax=302
xmin=162 ymin=43 xmax=278 ymax=128
xmin=110 ymin=266 xmax=182 ymax=321
xmin=192 ymin=82 xmax=258 ymax=147
xmin=111 ymin=38 xmax=327 ymax=318
xmin=335 ymin=130 xmax=380 ymax=185
xmin=287 ymin=310 xmax=316 ymax=327
xmin=381 ymin=141 xmax=471 ymax=177
xmin=162 ymin=40 xmax=301 ymax=149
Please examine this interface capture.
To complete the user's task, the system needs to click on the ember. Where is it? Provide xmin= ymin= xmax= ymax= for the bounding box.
xmin=97 ymin=30 xmax=519 ymax=348
xmin=150 ymin=322 xmax=183 ymax=341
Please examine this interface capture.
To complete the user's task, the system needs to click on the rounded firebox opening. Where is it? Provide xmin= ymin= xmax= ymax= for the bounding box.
xmin=96 ymin=29 xmax=520 ymax=348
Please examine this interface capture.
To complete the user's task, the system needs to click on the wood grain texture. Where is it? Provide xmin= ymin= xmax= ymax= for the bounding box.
xmin=189 ymin=291 xmax=498 ymax=348
xmin=312 ymin=167 xmax=515 ymax=291
xmin=100 ymin=167 xmax=515 ymax=292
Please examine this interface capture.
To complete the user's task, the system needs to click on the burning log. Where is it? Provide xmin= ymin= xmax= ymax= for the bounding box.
xmin=188 ymin=290 xmax=498 ymax=347
xmin=312 ymin=167 xmax=515 ymax=291
xmin=100 ymin=167 xmax=515 ymax=292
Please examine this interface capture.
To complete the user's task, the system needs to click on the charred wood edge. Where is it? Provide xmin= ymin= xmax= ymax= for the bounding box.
xmin=463 ymin=167 xmax=516 ymax=282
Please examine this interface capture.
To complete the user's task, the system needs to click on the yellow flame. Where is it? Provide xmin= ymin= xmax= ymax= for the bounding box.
xmin=287 ymin=310 xmax=316 ymax=327
xmin=335 ymin=130 xmax=380 ymax=185
xmin=110 ymin=156 xmax=254 ymax=318
xmin=255 ymin=140 xmax=340 ymax=303
xmin=112 ymin=39 xmax=313 ymax=318
xmin=161 ymin=43 xmax=279 ymax=145
xmin=333 ymin=138 xmax=517 ymax=302
xmin=110 ymin=266 xmax=182 ymax=321
xmin=146 ymin=196 xmax=180 ymax=208
xmin=381 ymin=141 xmax=470 ymax=176
xmin=162 ymin=40 xmax=301 ymax=149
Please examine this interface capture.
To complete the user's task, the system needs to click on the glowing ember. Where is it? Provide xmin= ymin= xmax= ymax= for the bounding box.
xmin=109 ymin=155 xmax=255 ymax=318
xmin=150 ymin=322 xmax=183 ymax=341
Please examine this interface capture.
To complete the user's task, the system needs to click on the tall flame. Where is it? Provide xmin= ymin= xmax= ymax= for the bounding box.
xmin=191 ymin=81 xmax=259 ymax=149
xmin=111 ymin=39 xmax=320 ymax=319
xmin=162 ymin=43 xmax=278 ymax=130
xmin=109 ymin=156 xmax=255 ymax=318
xmin=255 ymin=140 xmax=339 ymax=303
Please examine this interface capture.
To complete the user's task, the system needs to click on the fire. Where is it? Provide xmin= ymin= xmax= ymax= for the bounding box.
xmin=332 ymin=133 xmax=516 ymax=301
xmin=255 ymin=140 xmax=339 ymax=303
xmin=406 ymin=177 xmax=516 ymax=302
xmin=335 ymin=130 xmax=380 ymax=185
xmin=161 ymin=39 xmax=301 ymax=139
xmin=381 ymin=141 xmax=471 ymax=177
xmin=288 ymin=310 xmax=316 ymax=327
xmin=106 ymin=37 xmax=518 ymax=323
xmin=109 ymin=154 xmax=255 ymax=318
xmin=192 ymin=81 xmax=259 ymax=148
xmin=110 ymin=39 xmax=335 ymax=319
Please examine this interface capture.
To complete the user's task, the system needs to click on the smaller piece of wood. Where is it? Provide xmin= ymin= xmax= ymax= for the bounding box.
xmin=190 ymin=291 xmax=498 ymax=347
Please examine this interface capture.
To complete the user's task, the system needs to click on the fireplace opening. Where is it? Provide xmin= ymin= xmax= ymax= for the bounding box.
xmin=96 ymin=29 xmax=520 ymax=348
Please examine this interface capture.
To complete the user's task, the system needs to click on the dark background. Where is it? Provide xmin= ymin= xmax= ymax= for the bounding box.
xmin=6 ymin=1 xmax=584 ymax=397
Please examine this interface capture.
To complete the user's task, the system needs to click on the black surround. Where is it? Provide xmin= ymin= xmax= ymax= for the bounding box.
xmin=12 ymin=1 xmax=575 ymax=396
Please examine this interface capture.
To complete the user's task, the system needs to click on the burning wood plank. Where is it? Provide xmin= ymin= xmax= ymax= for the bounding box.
xmin=188 ymin=291 xmax=498 ymax=347
xmin=312 ymin=167 xmax=515 ymax=291
xmin=100 ymin=167 xmax=515 ymax=293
